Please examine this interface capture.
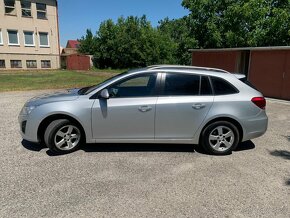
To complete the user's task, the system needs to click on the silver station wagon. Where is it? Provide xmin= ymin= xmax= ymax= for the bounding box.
xmin=19 ymin=65 xmax=268 ymax=155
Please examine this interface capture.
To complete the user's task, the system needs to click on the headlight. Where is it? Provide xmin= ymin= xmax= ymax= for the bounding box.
xmin=20 ymin=105 xmax=37 ymax=115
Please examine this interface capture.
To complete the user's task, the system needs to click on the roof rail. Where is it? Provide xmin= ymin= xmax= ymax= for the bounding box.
xmin=147 ymin=65 xmax=229 ymax=74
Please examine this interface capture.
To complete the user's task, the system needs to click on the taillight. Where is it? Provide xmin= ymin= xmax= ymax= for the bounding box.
xmin=251 ymin=97 xmax=266 ymax=109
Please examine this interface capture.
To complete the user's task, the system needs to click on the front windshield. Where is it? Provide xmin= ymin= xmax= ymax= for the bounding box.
xmin=78 ymin=71 xmax=128 ymax=95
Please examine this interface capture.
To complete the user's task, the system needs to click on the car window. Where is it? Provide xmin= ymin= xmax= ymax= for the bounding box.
xmin=119 ymin=76 xmax=150 ymax=87
xmin=79 ymin=71 xmax=129 ymax=95
xmin=200 ymin=76 xmax=213 ymax=95
xmin=107 ymin=73 xmax=157 ymax=98
xmin=211 ymin=76 xmax=238 ymax=95
xmin=162 ymin=73 xmax=200 ymax=96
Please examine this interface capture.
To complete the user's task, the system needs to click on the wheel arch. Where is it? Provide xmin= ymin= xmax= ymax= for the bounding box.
xmin=37 ymin=114 xmax=86 ymax=143
xmin=198 ymin=117 xmax=244 ymax=144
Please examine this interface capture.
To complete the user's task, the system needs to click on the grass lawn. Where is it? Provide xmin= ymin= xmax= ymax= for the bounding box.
xmin=0 ymin=69 xmax=125 ymax=92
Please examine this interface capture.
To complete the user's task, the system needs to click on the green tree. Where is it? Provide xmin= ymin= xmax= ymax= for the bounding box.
xmin=91 ymin=15 xmax=177 ymax=69
xmin=79 ymin=1 xmax=290 ymax=68
xmin=158 ymin=17 xmax=198 ymax=65
xmin=182 ymin=0 xmax=290 ymax=48
xmin=78 ymin=29 xmax=97 ymax=54
xmin=94 ymin=19 xmax=118 ymax=68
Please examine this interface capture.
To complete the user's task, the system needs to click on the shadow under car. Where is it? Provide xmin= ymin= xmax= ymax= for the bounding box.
xmin=22 ymin=139 xmax=255 ymax=155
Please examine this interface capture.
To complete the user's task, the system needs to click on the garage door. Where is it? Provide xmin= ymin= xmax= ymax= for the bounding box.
xmin=248 ymin=50 xmax=290 ymax=100
xmin=281 ymin=51 xmax=290 ymax=100
xmin=191 ymin=51 xmax=240 ymax=73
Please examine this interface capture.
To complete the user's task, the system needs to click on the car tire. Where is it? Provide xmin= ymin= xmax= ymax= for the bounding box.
xmin=201 ymin=121 xmax=239 ymax=155
xmin=44 ymin=119 xmax=82 ymax=154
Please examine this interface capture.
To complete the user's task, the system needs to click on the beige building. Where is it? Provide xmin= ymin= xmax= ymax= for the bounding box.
xmin=0 ymin=0 xmax=60 ymax=70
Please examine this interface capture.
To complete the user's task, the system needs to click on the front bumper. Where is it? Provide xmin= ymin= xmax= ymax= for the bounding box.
xmin=18 ymin=114 xmax=39 ymax=143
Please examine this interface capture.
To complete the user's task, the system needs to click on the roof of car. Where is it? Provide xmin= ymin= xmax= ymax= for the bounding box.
xmin=129 ymin=65 xmax=239 ymax=78
xmin=125 ymin=65 xmax=245 ymax=81
xmin=146 ymin=65 xmax=229 ymax=74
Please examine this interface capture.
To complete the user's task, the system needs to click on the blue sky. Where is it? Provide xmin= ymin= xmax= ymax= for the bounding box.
xmin=58 ymin=0 xmax=189 ymax=47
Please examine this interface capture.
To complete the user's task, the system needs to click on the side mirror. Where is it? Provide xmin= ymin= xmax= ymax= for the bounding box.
xmin=99 ymin=89 xmax=110 ymax=99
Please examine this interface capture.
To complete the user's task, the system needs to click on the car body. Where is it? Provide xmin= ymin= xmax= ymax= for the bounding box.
xmin=19 ymin=65 xmax=268 ymax=154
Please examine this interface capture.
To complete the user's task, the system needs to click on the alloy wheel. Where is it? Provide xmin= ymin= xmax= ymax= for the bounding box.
xmin=54 ymin=125 xmax=81 ymax=151
xmin=208 ymin=126 xmax=235 ymax=152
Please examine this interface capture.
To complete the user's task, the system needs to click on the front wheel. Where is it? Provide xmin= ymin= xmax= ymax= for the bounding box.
xmin=201 ymin=121 xmax=240 ymax=155
xmin=44 ymin=119 xmax=82 ymax=154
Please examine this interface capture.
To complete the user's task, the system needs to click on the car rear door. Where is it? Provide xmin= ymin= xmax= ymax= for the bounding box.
xmin=155 ymin=72 xmax=214 ymax=139
xmin=92 ymin=73 xmax=159 ymax=139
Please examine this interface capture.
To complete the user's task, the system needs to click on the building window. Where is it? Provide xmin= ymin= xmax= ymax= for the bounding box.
xmin=24 ymin=31 xmax=34 ymax=46
xmin=11 ymin=60 xmax=22 ymax=68
xmin=0 ymin=60 xmax=5 ymax=68
xmin=4 ymin=0 xmax=16 ymax=16
xmin=0 ymin=30 xmax=3 ymax=45
xmin=8 ymin=30 xmax=19 ymax=45
xmin=26 ymin=60 xmax=37 ymax=68
xmin=36 ymin=3 xmax=47 ymax=19
xmin=41 ymin=60 xmax=51 ymax=68
xmin=21 ymin=0 xmax=32 ymax=17
xmin=39 ymin=32 xmax=49 ymax=47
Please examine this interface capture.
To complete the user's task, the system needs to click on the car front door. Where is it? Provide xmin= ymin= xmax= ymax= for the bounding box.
xmin=155 ymin=72 xmax=214 ymax=139
xmin=92 ymin=73 xmax=159 ymax=139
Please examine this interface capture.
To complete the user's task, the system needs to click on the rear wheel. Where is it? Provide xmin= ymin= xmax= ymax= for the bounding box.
xmin=44 ymin=119 xmax=82 ymax=154
xmin=201 ymin=121 xmax=239 ymax=155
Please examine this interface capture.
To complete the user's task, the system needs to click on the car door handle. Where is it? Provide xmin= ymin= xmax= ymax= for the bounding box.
xmin=192 ymin=103 xmax=206 ymax=110
xmin=138 ymin=106 xmax=152 ymax=112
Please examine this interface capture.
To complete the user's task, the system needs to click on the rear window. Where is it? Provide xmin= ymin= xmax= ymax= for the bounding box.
xmin=211 ymin=77 xmax=238 ymax=95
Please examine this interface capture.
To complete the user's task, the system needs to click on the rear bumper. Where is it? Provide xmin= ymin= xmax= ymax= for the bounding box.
xmin=241 ymin=112 xmax=268 ymax=141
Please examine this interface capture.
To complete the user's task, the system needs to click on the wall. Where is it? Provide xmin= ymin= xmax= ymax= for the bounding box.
xmin=0 ymin=0 xmax=60 ymax=69
xmin=66 ymin=54 xmax=90 ymax=71
xmin=191 ymin=48 xmax=290 ymax=100
xmin=192 ymin=51 xmax=241 ymax=72
xmin=248 ymin=50 xmax=290 ymax=100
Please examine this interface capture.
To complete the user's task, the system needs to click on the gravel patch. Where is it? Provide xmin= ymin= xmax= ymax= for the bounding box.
xmin=0 ymin=90 xmax=289 ymax=217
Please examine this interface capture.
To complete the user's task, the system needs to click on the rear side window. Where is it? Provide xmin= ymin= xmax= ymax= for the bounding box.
xmin=211 ymin=77 xmax=238 ymax=95
xmin=163 ymin=73 xmax=200 ymax=96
